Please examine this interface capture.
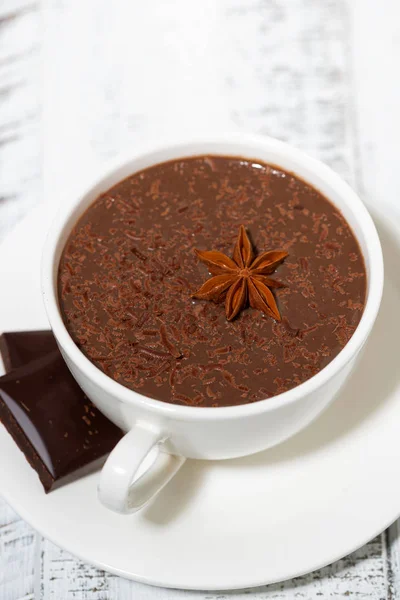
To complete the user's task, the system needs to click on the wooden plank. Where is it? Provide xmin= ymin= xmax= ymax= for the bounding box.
xmin=0 ymin=0 xmax=40 ymax=241
xmin=39 ymin=539 xmax=114 ymax=600
xmin=388 ymin=526 xmax=400 ymax=600
xmin=0 ymin=499 xmax=36 ymax=600
xmin=0 ymin=1 xmax=40 ymax=599
xmin=349 ymin=0 xmax=400 ymax=211
xmin=42 ymin=0 xmax=356 ymax=208
xmin=38 ymin=536 xmax=387 ymax=600
xmin=220 ymin=0 xmax=356 ymax=182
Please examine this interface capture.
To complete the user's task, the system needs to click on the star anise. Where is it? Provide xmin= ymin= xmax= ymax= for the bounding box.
xmin=192 ymin=225 xmax=288 ymax=321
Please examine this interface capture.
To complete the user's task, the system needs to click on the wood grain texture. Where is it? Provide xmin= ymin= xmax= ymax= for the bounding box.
xmin=0 ymin=0 xmax=40 ymax=595
xmin=42 ymin=0 xmax=355 ymax=206
xmin=39 ymin=539 xmax=113 ymax=600
xmin=37 ymin=535 xmax=387 ymax=599
xmin=0 ymin=502 xmax=36 ymax=600
xmin=0 ymin=0 xmax=40 ymax=241
xmin=0 ymin=0 xmax=399 ymax=597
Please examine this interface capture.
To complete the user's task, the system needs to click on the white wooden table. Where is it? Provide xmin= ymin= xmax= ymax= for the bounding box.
xmin=1 ymin=0 xmax=400 ymax=597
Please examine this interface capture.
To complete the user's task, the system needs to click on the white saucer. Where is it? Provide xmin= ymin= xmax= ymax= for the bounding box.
xmin=0 ymin=204 xmax=400 ymax=591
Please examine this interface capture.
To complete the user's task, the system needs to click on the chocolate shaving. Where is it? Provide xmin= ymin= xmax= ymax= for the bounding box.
xmin=159 ymin=324 xmax=182 ymax=358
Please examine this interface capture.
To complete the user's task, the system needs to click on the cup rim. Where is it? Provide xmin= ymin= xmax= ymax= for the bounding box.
xmin=41 ymin=133 xmax=384 ymax=422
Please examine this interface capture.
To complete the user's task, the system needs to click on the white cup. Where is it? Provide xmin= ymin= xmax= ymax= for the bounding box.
xmin=42 ymin=134 xmax=383 ymax=514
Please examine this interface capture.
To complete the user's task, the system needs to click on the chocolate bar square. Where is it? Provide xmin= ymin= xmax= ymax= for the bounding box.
xmin=0 ymin=330 xmax=58 ymax=372
xmin=0 ymin=331 xmax=122 ymax=492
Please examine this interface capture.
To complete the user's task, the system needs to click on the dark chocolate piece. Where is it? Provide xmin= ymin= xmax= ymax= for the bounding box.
xmin=0 ymin=331 xmax=122 ymax=492
xmin=58 ymin=156 xmax=366 ymax=407
xmin=0 ymin=330 xmax=58 ymax=372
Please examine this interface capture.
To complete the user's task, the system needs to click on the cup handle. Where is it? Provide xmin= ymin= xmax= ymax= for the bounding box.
xmin=98 ymin=423 xmax=186 ymax=514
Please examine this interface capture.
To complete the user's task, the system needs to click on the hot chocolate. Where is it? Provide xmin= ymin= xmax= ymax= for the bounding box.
xmin=58 ymin=156 xmax=366 ymax=407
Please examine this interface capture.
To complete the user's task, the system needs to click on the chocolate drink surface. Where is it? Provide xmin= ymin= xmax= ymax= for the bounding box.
xmin=58 ymin=156 xmax=366 ymax=407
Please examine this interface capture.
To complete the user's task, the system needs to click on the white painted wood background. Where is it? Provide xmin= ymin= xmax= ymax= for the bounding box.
xmin=1 ymin=0 xmax=400 ymax=597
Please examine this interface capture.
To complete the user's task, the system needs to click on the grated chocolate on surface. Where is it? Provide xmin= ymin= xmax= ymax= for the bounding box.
xmin=58 ymin=156 xmax=366 ymax=407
